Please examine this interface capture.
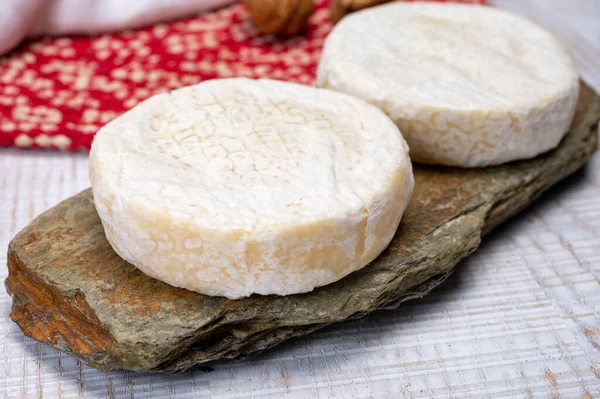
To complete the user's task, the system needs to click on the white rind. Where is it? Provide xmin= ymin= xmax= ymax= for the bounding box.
xmin=90 ymin=78 xmax=414 ymax=299
xmin=317 ymin=3 xmax=580 ymax=167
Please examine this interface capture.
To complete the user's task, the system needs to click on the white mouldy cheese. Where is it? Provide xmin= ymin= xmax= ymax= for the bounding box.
xmin=317 ymin=3 xmax=580 ymax=167
xmin=90 ymin=78 xmax=414 ymax=299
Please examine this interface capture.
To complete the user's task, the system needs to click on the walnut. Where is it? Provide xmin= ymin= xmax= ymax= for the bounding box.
xmin=243 ymin=0 xmax=315 ymax=37
xmin=329 ymin=0 xmax=393 ymax=24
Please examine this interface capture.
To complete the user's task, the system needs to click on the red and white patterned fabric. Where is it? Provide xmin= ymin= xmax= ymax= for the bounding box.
xmin=0 ymin=0 xmax=485 ymax=151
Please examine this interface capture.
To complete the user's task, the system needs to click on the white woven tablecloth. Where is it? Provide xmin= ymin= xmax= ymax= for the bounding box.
xmin=1 ymin=1 xmax=599 ymax=397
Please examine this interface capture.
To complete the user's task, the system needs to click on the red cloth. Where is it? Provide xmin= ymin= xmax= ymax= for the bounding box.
xmin=0 ymin=0 xmax=486 ymax=151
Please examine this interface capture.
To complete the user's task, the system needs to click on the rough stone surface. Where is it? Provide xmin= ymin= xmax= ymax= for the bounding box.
xmin=5 ymin=82 xmax=599 ymax=373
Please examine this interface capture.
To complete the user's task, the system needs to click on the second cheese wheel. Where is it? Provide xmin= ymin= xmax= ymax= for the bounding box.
xmin=317 ymin=3 xmax=580 ymax=167
xmin=90 ymin=78 xmax=414 ymax=299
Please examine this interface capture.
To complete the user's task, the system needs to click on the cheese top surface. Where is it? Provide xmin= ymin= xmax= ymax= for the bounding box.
xmin=317 ymin=3 xmax=579 ymax=167
xmin=90 ymin=78 xmax=414 ymax=298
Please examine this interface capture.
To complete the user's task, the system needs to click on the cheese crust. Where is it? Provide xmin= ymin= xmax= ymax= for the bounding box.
xmin=90 ymin=78 xmax=413 ymax=298
xmin=317 ymin=3 xmax=579 ymax=167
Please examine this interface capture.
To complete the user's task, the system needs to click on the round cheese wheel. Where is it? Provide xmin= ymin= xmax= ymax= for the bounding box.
xmin=90 ymin=78 xmax=413 ymax=299
xmin=317 ymin=3 xmax=579 ymax=167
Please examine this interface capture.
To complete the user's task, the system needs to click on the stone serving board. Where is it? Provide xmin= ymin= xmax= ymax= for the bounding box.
xmin=5 ymin=82 xmax=599 ymax=373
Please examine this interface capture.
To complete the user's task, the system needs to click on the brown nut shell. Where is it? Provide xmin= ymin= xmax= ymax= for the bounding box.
xmin=244 ymin=0 xmax=315 ymax=36
xmin=329 ymin=0 xmax=393 ymax=24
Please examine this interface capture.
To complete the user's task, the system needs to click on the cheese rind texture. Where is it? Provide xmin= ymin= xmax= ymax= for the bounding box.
xmin=89 ymin=78 xmax=414 ymax=299
xmin=317 ymin=3 xmax=580 ymax=167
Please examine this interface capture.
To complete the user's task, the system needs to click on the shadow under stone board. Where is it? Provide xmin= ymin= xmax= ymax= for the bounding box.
xmin=5 ymin=82 xmax=599 ymax=373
